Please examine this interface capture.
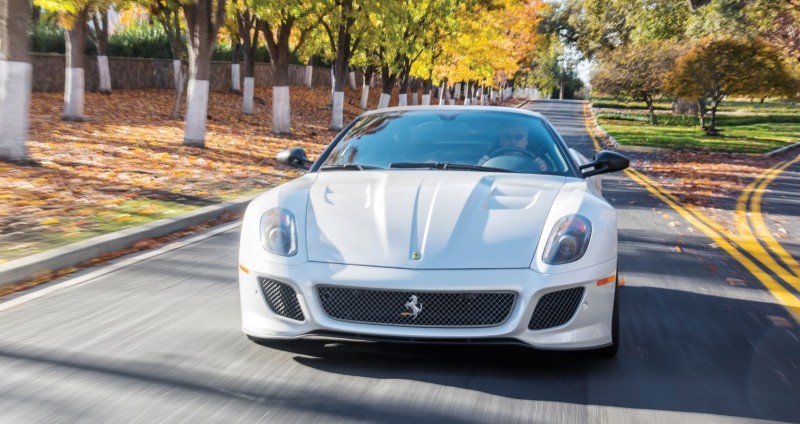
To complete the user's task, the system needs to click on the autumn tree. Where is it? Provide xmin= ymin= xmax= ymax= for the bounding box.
xmin=256 ymin=0 xmax=321 ymax=134
xmin=665 ymin=37 xmax=796 ymax=133
xmin=0 ymin=0 xmax=32 ymax=162
xmin=35 ymin=0 xmax=110 ymax=120
xmin=434 ymin=0 xmax=542 ymax=102
xmin=592 ymin=41 xmax=682 ymax=124
xmin=136 ymin=0 xmax=185 ymax=87
xmin=745 ymin=0 xmax=800 ymax=63
xmin=319 ymin=0 xmax=372 ymax=130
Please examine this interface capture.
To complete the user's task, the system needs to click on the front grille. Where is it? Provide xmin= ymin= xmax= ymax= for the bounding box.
xmin=317 ymin=286 xmax=515 ymax=327
xmin=528 ymin=287 xmax=585 ymax=330
xmin=259 ymin=278 xmax=305 ymax=321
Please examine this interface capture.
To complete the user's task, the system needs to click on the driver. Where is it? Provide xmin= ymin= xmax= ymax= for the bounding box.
xmin=477 ymin=124 xmax=548 ymax=171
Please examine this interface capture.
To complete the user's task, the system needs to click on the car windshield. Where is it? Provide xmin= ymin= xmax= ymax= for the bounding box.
xmin=319 ymin=110 xmax=572 ymax=175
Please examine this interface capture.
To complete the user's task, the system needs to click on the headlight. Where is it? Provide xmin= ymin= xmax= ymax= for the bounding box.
xmin=542 ymin=215 xmax=592 ymax=265
xmin=260 ymin=208 xmax=298 ymax=256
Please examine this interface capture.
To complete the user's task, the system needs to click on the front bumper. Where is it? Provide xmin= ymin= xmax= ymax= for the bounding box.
xmin=239 ymin=259 xmax=616 ymax=350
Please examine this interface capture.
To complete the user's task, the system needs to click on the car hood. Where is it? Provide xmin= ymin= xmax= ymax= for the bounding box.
xmin=306 ymin=170 xmax=566 ymax=269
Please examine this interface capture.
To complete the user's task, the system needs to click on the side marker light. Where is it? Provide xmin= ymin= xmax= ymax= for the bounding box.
xmin=597 ymin=275 xmax=616 ymax=286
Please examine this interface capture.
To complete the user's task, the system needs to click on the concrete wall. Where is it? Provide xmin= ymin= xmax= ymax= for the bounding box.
xmin=30 ymin=53 xmax=338 ymax=92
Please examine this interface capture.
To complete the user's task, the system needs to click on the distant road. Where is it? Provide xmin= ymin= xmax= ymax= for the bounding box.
xmin=0 ymin=100 xmax=797 ymax=423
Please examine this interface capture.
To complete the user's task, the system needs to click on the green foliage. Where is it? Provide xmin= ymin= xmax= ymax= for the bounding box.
xmin=107 ymin=23 xmax=174 ymax=59
xmin=212 ymin=40 xmax=272 ymax=63
xmin=30 ymin=22 xmax=66 ymax=54
xmin=685 ymin=0 xmax=753 ymax=39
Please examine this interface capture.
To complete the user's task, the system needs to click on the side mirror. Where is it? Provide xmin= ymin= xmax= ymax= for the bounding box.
xmin=276 ymin=147 xmax=313 ymax=170
xmin=579 ymin=150 xmax=629 ymax=178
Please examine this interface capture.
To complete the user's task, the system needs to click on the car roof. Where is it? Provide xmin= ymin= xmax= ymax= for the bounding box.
xmin=358 ymin=106 xmax=549 ymax=121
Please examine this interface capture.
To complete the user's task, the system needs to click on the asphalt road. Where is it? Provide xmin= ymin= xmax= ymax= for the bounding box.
xmin=1 ymin=100 xmax=798 ymax=423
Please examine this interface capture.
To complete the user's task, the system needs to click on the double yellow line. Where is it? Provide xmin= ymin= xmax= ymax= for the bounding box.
xmin=583 ymin=104 xmax=800 ymax=322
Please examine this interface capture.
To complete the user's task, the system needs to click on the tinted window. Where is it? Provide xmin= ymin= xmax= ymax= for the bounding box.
xmin=321 ymin=110 xmax=571 ymax=175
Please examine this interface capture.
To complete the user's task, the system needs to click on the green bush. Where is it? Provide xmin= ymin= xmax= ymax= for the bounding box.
xmin=108 ymin=24 xmax=174 ymax=59
xmin=30 ymin=22 xmax=66 ymax=54
xmin=212 ymin=41 xmax=272 ymax=63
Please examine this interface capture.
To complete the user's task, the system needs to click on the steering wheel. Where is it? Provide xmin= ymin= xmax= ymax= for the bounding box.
xmin=489 ymin=146 xmax=538 ymax=160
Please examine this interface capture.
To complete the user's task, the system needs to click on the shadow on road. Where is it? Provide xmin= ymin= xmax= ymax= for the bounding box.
xmin=253 ymin=285 xmax=800 ymax=423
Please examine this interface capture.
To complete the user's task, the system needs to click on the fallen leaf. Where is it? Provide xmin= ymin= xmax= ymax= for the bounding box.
xmin=726 ymin=277 xmax=746 ymax=287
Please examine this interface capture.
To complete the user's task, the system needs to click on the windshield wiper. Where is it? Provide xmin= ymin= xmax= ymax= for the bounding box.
xmin=319 ymin=164 xmax=383 ymax=171
xmin=390 ymin=162 xmax=514 ymax=173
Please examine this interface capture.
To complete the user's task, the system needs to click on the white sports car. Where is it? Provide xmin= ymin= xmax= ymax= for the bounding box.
xmin=238 ymin=106 xmax=629 ymax=356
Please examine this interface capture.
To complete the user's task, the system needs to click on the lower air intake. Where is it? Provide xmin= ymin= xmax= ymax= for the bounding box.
xmin=528 ymin=287 xmax=585 ymax=330
xmin=259 ymin=278 xmax=305 ymax=321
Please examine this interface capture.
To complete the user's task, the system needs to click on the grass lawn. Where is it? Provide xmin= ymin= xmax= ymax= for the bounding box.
xmin=592 ymin=98 xmax=800 ymax=153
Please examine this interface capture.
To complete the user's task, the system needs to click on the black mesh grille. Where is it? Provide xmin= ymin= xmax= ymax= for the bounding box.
xmin=528 ymin=287 xmax=585 ymax=330
xmin=317 ymin=286 xmax=515 ymax=327
xmin=259 ymin=278 xmax=305 ymax=321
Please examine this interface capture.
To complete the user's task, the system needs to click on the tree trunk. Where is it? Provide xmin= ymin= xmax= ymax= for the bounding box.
xmin=230 ymin=39 xmax=241 ymax=92
xmin=672 ymin=97 xmax=698 ymax=115
xmin=329 ymin=0 xmax=353 ymax=131
xmin=90 ymin=9 xmax=111 ymax=94
xmin=697 ymin=98 xmax=707 ymax=128
xmin=378 ymin=64 xmax=395 ymax=109
xmin=420 ymin=78 xmax=431 ymax=105
xmin=0 ymin=0 xmax=32 ymax=162
xmin=262 ymin=18 xmax=296 ymax=134
xmin=398 ymin=72 xmax=409 ymax=107
xmin=348 ymin=69 xmax=356 ymax=90
xmin=645 ymin=97 xmax=657 ymax=125
xmin=559 ymin=79 xmax=565 ymax=100
xmin=360 ymin=66 xmax=373 ymax=109
xmin=272 ymin=56 xmax=291 ymax=134
xmin=707 ymin=99 xmax=721 ymax=135
xmin=172 ymin=63 xmax=187 ymax=118
xmin=305 ymin=57 xmax=313 ymax=87
xmin=439 ymin=78 xmax=447 ymax=106
xmin=183 ymin=0 xmax=225 ymax=147
xmin=241 ymin=17 xmax=257 ymax=115
xmin=63 ymin=8 xmax=88 ymax=120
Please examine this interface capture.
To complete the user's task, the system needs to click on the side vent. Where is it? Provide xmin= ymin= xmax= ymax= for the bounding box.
xmin=259 ymin=278 xmax=305 ymax=321
xmin=528 ymin=287 xmax=585 ymax=330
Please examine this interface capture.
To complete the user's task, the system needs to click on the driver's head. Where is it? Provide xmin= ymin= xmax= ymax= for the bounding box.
xmin=498 ymin=124 xmax=528 ymax=149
